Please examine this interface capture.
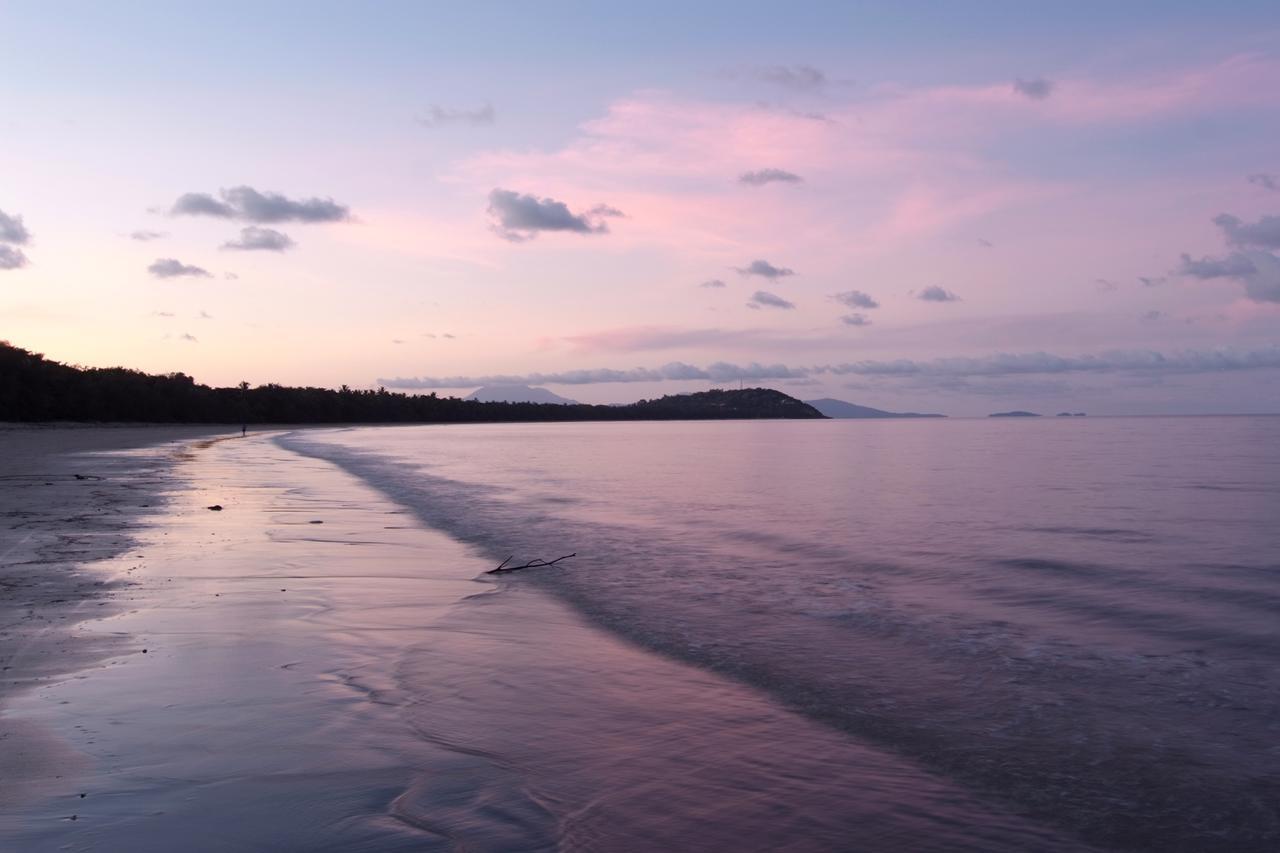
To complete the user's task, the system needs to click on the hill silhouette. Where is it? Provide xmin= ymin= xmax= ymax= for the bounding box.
xmin=806 ymin=398 xmax=945 ymax=419
xmin=465 ymin=384 xmax=579 ymax=404
xmin=1 ymin=342 xmax=824 ymax=424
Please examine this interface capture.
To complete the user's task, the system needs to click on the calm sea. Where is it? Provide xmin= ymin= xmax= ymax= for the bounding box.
xmin=282 ymin=416 xmax=1280 ymax=850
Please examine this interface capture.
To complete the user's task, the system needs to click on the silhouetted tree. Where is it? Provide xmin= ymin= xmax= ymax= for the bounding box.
xmin=0 ymin=342 xmax=825 ymax=424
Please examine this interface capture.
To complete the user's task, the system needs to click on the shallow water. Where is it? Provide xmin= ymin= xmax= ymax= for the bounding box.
xmin=3 ymin=433 xmax=1087 ymax=852
xmin=282 ymin=416 xmax=1280 ymax=850
xmin=6 ymin=419 xmax=1278 ymax=851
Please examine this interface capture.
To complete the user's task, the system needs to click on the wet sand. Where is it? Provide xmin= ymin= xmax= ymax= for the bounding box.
xmin=1 ymin=429 xmax=1093 ymax=851
xmin=0 ymin=425 xmax=229 ymax=813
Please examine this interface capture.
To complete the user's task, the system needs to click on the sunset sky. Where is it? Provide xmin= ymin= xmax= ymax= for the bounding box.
xmin=3 ymin=1 xmax=1279 ymax=414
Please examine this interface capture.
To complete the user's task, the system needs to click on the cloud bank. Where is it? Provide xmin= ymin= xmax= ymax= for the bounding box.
xmin=171 ymin=186 xmax=350 ymax=223
xmin=841 ymin=313 xmax=871 ymax=326
xmin=381 ymin=360 xmax=809 ymax=389
xmin=379 ymin=346 xmax=1280 ymax=389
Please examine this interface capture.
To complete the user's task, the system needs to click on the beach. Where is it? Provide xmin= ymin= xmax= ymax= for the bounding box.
xmin=0 ymin=426 xmax=226 ymax=811
xmin=9 ymin=4 xmax=1280 ymax=849
xmin=0 ymin=425 xmax=1104 ymax=852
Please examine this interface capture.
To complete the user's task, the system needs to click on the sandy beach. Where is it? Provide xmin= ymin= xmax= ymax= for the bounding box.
xmin=0 ymin=426 xmax=1096 ymax=852
xmin=0 ymin=425 xmax=229 ymax=811
xmin=9 ymin=5 xmax=1280 ymax=849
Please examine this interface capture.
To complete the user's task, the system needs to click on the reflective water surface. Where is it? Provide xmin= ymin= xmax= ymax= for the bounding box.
xmin=286 ymin=416 xmax=1280 ymax=850
xmin=5 ymin=418 xmax=1277 ymax=851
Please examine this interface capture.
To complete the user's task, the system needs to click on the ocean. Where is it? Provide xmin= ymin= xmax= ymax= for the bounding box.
xmin=278 ymin=415 xmax=1280 ymax=851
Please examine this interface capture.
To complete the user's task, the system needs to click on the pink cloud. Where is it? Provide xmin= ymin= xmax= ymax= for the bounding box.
xmin=455 ymin=94 xmax=1033 ymax=257
xmin=866 ymin=180 xmax=1061 ymax=245
xmin=461 ymin=97 xmax=896 ymax=207
xmin=439 ymin=54 xmax=1280 ymax=274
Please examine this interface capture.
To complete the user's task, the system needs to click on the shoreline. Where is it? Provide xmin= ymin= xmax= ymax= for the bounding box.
xmin=0 ymin=425 xmax=1093 ymax=851
xmin=0 ymin=424 xmax=232 ymax=812
xmin=280 ymin=419 xmax=1280 ymax=851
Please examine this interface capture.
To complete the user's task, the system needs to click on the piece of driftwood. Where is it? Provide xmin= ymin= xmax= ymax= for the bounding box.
xmin=487 ymin=553 xmax=576 ymax=574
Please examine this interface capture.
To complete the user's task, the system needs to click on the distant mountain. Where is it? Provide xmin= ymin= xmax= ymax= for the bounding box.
xmin=989 ymin=410 xmax=1041 ymax=417
xmin=805 ymin=398 xmax=946 ymax=419
xmin=466 ymin=384 xmax=579 ymax=405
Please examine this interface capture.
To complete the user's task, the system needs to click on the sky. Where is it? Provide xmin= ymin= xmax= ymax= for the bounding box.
xmin=2 ymin=1 xmax=1279 ymax=415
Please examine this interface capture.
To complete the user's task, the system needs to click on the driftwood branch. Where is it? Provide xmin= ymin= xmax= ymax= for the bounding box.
xmin=487 ymin=553 xmax=576 ymax=574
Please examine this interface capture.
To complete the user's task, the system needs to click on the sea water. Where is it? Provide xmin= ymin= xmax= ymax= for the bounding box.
xmin=281 ymin=415 xmax=1280 ymax=850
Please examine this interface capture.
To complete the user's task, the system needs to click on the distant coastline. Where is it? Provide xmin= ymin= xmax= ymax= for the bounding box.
xmin=1 ymin=342 xmax=823 ymax=424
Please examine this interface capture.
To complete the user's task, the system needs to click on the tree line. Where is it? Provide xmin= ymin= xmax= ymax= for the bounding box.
xmin=1 ymin=342 xmax=823 ymax=424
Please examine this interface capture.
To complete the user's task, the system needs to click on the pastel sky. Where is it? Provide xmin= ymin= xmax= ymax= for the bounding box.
xmin=3 ymin=1 xmax=1280 ymax=414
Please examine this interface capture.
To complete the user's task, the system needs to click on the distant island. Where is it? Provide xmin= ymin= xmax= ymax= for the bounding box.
xmin=1056 ymin=412 xmax=1087 ymax=417
xmin=466 ymin=384 xmax=579 ymax=405
xmin=806 ymin=398 xmax=946 ymax=419
xmin=988 ymin=411 xmax=1041 ymax=417
xmin=0 ymin=342 xmax=824 ymax=424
